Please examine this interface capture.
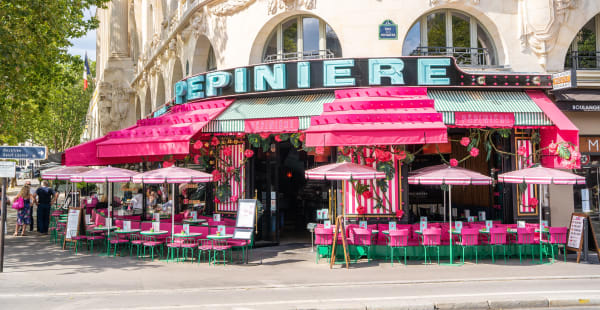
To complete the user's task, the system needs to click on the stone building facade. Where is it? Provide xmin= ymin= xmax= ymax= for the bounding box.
xmin=84 ymin=0 xmax=600 ymax=140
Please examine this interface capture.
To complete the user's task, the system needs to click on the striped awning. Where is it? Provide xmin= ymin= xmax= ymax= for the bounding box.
xmin=429 ymin=90 xmax=553 ymax=126
xmin=203 ymin=93 xmax=334 ymax=133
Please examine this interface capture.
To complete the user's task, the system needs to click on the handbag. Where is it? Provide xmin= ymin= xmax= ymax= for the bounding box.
xmin=11 ymin=197 xmax=24 ymax=210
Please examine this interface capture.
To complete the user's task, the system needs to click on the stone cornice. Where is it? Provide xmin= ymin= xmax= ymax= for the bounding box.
xmin=130 ymin=0 xmax=219 ymax=86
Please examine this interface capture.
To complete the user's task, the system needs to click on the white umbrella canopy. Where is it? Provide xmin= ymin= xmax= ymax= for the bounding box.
xmin=69 ymin=166 xmax=138 ymax=183
xmin=132 ymin=166 xmax=213 ymax=238
xmin=498 ymin=165 xmax=586 ymax=263
xmin=305 ymin=162 xmax=386 ymax=180
xmin=41 ymin=166 xmax=94 ymax=180
xmin=408 ymin=164 xmax=493 ymax=265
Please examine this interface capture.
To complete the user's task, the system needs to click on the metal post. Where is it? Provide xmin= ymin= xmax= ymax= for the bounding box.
xmin=448 ymin=184 xmax=453 ymax=264
xmin=583 ymin=217 xmax=589 ymax=262
xmin=171 ymin=183 xmax=175 ymax=239
xmin=0 ymin=178 xmax=7 ymax=272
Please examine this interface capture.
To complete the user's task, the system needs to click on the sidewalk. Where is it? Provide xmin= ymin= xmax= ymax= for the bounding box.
xmin=0 ymin=233 xmax=599 ymax=309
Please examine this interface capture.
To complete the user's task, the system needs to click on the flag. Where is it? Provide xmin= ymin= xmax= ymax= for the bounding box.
xmin=83 ymin=52 xmax=91 ymax=90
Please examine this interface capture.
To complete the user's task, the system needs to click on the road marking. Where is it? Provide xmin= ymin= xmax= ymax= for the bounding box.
xmin=80 ymin=290 xmax=600 ymax=310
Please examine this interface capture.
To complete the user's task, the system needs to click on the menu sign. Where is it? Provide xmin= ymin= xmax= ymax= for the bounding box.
xmin=235 ymin=199 xmax=257 ymax=229
xmin=123 ymin=220 xmax=131 ymax=231
xmin=217 ymin=225 xmax=226 ymax=235
xmin=183 ymin=224 xmax=190 ymax=235
xmin=388 ymin=221 xmax=397 ymax=231
xmin=324 ymin=220 xmax=331 ymax=229
xmin=567 ymin=215 xmax=584 ymax=249
xmin=478 ymin=211 xmax=486 ymax=221
xmin=152 ymin=221 xmax=160 ymax=232
xmin=213 ymin=213 xmax=221 ymax=222
xmin=65 ymin=208 xmax=81 ymax=240
xmin=85 ymin=214 xmax=91 ymax=225
xmin=455 ymin=221 xmax=463 ymax=233
xmin=190 ymin=211 xmax=197 ymax=220
xmin=359 ymin=221 xmax=367 ymax=229
xmin=153 ymin=213 xmax=160 ymax=222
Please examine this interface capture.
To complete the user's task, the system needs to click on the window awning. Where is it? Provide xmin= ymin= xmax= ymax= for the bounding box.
xmin=202 ymin=93 xmax=334 ymax=133
xmin=429 ymin=90 xmax=553 ymax=127
xmin=95 ymin=99 xmax=232 ymax=159
xmin=305 ymin=88 xmax=448 ymax=147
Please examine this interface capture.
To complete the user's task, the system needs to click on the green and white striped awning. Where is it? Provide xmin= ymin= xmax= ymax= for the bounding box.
xmin=428 ymin=90 xmax=553 ymax=126
xmin=202 ymin=93 xmax=334 ymax=133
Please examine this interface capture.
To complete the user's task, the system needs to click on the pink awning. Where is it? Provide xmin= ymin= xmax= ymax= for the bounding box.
xmin=305 ymin=87 xmax=448 ymax=147
xmin=527 ymin=90 xmax=580 ymax=168
xmin=96 ymin=99 xmax=233 ymax=158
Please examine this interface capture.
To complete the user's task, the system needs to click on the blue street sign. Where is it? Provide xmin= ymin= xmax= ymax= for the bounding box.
xmin=379 ymin=19 xmax=398 ymax=40
xmin=0 ymin=146 xmax=47 ymax=160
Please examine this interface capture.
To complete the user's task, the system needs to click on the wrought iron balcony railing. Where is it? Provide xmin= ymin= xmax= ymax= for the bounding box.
xmin=565 ymin=51 xmax=600 ymax=70
xmin=263 ymin=49 xmax=335 ymax=63
xmin=409 ymin=46 xmax=492 ymax=67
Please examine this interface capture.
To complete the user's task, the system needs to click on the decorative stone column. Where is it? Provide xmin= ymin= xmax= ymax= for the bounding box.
xmin=110 ymin=0 xmax=129 ymax=57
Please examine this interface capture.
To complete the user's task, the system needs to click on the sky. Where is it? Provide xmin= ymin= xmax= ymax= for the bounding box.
xmin=68 ymin=7 xmax=97 ymax=61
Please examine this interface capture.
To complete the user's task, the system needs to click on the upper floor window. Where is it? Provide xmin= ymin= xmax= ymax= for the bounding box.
xmin=403 ymin=10 xmax=497 ymax=67
xmin=263 ymin=16 xmax=342 ymax=63
xmin=565 ymin=15 xmax=600 ymax=69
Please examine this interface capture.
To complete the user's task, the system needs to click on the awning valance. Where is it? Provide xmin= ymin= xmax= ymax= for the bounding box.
xmin=305 ymin=87 xmax=448 ymax=147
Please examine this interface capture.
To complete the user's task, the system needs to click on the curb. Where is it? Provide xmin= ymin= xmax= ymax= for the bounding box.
xmin=293 ymin=297 xmax=600 ymax=310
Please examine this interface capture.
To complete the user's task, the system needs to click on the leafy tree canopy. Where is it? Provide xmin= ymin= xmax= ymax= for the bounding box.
xmin=0 ymin=0 xmax=108 ymax=145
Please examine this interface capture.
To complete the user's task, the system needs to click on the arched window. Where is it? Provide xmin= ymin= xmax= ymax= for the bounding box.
xmin=207 ymin=45 xmax=217 ymax=71
xmin=565 ymin=15 xmax=600 ymax=69
xmin=403 ymin=10 xmax=497 ymax=67
xmin=262 ymin=16 xmax=342 ymax=63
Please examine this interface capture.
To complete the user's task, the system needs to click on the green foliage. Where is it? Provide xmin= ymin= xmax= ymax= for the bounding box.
xmin=0 ymin=0 xmax=109 ymax=145
xmin=557 ymin=144 xmax=571 ymax=160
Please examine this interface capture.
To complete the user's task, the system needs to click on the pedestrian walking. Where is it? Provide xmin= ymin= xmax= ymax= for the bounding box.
xmin=25 ymin=180 xmax=36 ymax=232
xmin=34 ymin=180 xmax=57 ymax=234
xmin=13 ymin=185 xmax=33 ymax=236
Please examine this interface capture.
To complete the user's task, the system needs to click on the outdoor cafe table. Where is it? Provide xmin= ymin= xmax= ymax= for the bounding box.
xmin=140 ymin=230 xmax=169 ymax=236
xmin=183 ymin=219 xmax=207 ymax=225
xmin=206 ymin=234 xmax=233 ymax=239
xmin=58 ymin=219 xmax=67 ymax=223
xmin=115 ymin=229 xmax=141 ymax=235
xmin=172 ymin=232 xmax=203 ymax=238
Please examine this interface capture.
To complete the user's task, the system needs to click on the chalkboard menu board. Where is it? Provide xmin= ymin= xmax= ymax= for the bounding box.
xmin=567 ymin=212 xmax=600 ymax=263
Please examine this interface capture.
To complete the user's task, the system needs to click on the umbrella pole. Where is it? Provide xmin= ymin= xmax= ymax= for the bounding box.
xmin=171 ymin=183 xmax=175 ymax=239
xmin=443 ymin=189 xmax=446 ymax=222
xmin=448 ymin=184 xmax=453 ymax=264
xmin=539 ymin=185 xmax=544 ymax=263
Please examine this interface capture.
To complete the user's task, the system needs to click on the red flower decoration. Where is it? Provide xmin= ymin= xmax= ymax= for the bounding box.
xmin=244 ymin=149 xmax=254 ymax=158
xmin=517 ymin=146 xmax=528 ymax=156
xmin=222 ymin=146 xmax=232 ymax=157
xmin=395 ymin=151 xmax=407 ymax=161
xmin=357 ymin=206 xmax=366 ymax=215
xmin=274 ymin=135 xmax=282 ymax=142
xmin=211 ymin=170 xmax=222 ymax=182
xmin=396 ymin=209 xmax=404 ymax=219
xmin=162 ymin=161 xmax=174 ymax=168
xmin=259 ymin=133 xmax=270 ymax=139
xmin=214 ymin=197 xmax=220 ymax=204
xmin=230 ymin=195 xmax=238 ymax=202
xmin=315 ymin=146 xmax=325 ymax=155
xmin=193 ymin=140 xmax=204 ymax=150
xmin=470 ymin=147 xmax=479 ymax=157
xmin=211 ymin=137 xmax=220 ymax=146
xmin=379 ymin=151 xmax=392 ymax=162
xmin=571 ymin=150 xmax=581 ymax=161
xmin=529 ymin=197 xmax=539 ymax=206
xmin=299 ymin=133 xmax=305 ymax=142
xmin=362 ymin=190 xmax=374 ymax=199
xmin=193 ymin=155 xmax=200 ymax=164
xmin=548 ymin=142 xmax=558 ymax=154
xmin=460 ymin=137 xmax=471 ymax=147
xmin=449 ymin=158 xmax=458 ymax=167
xmin=365 ymin=157 xmax=375 ymax=165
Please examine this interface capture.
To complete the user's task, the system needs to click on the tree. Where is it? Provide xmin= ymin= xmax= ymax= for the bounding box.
xmin=0 ymin=0 xmax=109 ymax=144
xmin=30 ymin=57 xmax=95 ymax=153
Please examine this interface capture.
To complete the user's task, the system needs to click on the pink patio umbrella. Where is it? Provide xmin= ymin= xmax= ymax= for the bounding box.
xmin=408 ymin=164 xmax=493 ymax=265
xmin=70 ymin=167 xmax=139 ymax=238
xmin=41 ymin=166 xmax=95 ymax=210
xmin=305 ymin=162 xmax=386 ymax=181
xmin=498 ymin=166 xmax=585 ymax=262
xmin=132 ymin=166 xmax=213 ymax=238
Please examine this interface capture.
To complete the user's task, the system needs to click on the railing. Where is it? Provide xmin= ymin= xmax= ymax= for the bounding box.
xmin=565 ymin=51 xmax=600 ymax=70
xmin=409 ymin=46 xmax=492 ymax=67
xmin=263 ymin=49 xmax=335 ymax=63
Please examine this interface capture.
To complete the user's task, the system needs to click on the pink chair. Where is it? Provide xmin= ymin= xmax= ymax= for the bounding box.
xmin=108 ymin=233 xmax=129 ymax=257
xmin=486 ymin=227 xmax=508 ymax=263
xmin=541 ymin=227 xmax=568 ymax=263
xmin=388 ymin=229 xmax=409 ymax=266
xmin=516 ymin=227 xmax=536 ymax=264
xmin=352 ymin=228 xmax=373 ymax=262
xmin=421 ymin=228 xmax=441 ymax=264
xmin=211 ymin=239 xmax=232 ymax=266
xmin=315 ymin=228 xmax=334 ymax=263
xmin=455 ymin=228 xmax=480 ymax=264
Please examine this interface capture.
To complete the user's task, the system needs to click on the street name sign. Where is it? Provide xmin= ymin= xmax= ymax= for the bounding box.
xmin=0 ymin=162 xmax=15 ymax=178
xmin=0 ymin=146 xmax=47 ymax=160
